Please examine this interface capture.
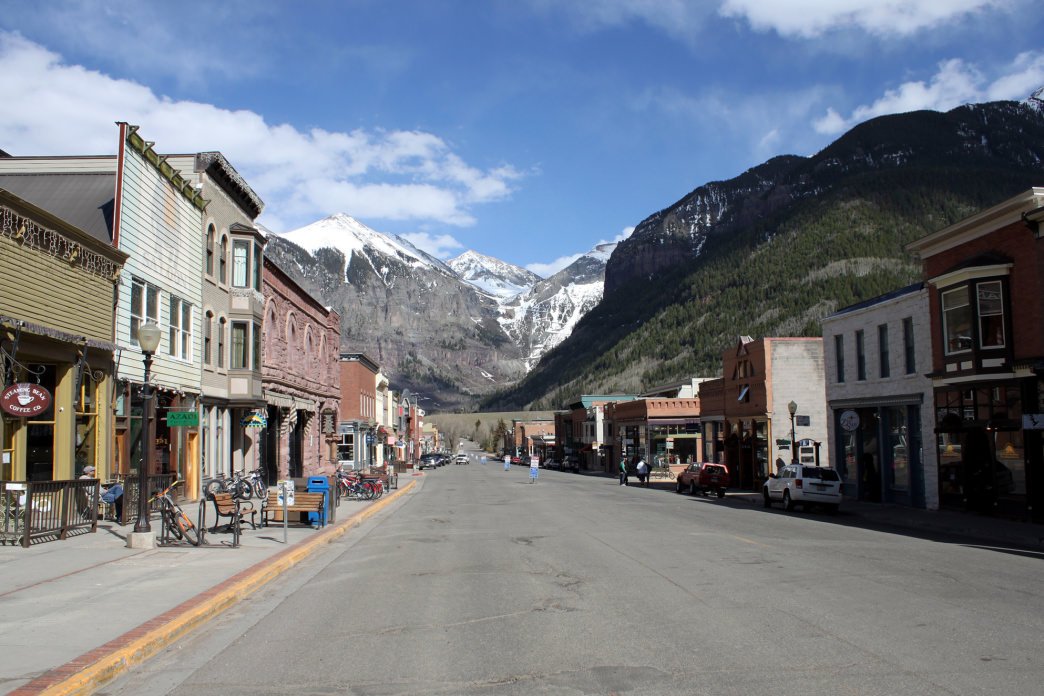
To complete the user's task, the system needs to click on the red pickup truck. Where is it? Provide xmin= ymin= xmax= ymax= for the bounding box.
xmin=675 ymin=463 xmax=730 ymax=498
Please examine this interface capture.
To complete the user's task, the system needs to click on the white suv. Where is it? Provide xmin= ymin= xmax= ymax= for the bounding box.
xmin=763 ymin=464 xmax=842 ymax=512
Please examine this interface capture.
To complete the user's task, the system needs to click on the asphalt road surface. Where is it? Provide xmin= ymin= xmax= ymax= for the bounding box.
xmin=108 ymin=451 xmax=1044 ymax=695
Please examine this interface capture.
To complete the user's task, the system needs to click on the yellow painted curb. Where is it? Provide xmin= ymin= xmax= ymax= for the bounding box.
xmin=38 ymin=480 xmax=415 ymax=696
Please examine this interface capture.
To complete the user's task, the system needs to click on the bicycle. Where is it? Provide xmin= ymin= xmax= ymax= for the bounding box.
xmin=204 ymin=471 xmax=252 ymax=500
xmin=151 ymin=479 xmax=200 ymax=546
xmin=245 ymin=468 xmax=267 ymax=499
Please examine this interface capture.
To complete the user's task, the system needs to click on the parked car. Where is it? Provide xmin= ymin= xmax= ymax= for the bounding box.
xmin=675 ymin=462 xmax=730 ymax=498
xmin=510 ymin=455 xmax=521 ymax=465
xmin=418 ymin=453 xmax=441 ymax=470
xmin=763 ymin=464 xmax=842 ymax=512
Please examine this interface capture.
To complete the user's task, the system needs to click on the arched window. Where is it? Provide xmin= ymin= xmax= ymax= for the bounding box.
xmin=205 ymin=224 xmax=215 ymax=276
xmin=217 ymin=317 xmax=227 ymax=368
xmin=219 ymin=235 xmax=228 ymax=284
xmin=204 ymin=310 xmax=214 ymax=365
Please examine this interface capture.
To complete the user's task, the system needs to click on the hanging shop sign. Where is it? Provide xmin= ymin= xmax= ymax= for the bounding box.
xmin=166 ymin=410 xmax=199 ymax=427
xmin=1 ymin=382 xmax=53 ymax=417
xmin=242 ymin=411 xmax=267 ymax=429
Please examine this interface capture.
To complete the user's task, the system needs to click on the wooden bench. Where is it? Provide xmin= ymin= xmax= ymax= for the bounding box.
xmin=261 ymin=491 xmax=326 ymax=528
xmin=209 ymin=492 xmax=257 ymax=532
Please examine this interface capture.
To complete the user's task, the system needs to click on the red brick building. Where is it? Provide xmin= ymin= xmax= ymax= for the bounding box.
xmin=907 ymin=188 xmax=1044 ymax=519
xmin=336 ymin=353 xmax=380 ymax=470
xmin=261 ymin=257 xmax=341 ymax=480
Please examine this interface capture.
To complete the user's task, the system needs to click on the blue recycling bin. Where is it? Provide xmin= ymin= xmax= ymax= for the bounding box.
xmin=306 ymin=476 xmax=330 ymax=527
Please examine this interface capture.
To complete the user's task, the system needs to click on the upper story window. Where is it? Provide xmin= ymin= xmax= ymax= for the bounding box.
xmin=878 ymin=324 xmax=890 ymax=378
xmin=834 ymin=334 xmax=845 ymax=383
xmin=977 ymin=281 xmax=1005 ymax=349
xmin=903 ymin=317 xmax=916 ymax=374
xmin=205 ymin=224 xmax=215 ymax=276
xmin=231 ymin=238 xmax=264 ymax=290
xmin=252 ymin=321 xmax=261 ymax=371
xmin=942 ymin=286 xmax=973 ymax=355
xmin=168 ymin=296 xmax=193 ymax=361
xmin=855 ymin=329 xmax=866 ymax=381
xmin=204 ymin=311 xmax=214 ymax=365
xmin=219 ymin=236 xmax=228 ymax=284
xmin=217 ymin=317 xmax=226 ymax=368
xmin=130 ymin=277 xmax=159 ymax=345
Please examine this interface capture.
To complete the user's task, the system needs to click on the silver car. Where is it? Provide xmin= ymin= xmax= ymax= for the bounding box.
xmin=763 ymin=464 xmax=842 ymax=512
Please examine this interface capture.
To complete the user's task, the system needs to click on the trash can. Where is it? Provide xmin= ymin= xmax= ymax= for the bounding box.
xmin=306 ymin=476 xmax=330 ymax=527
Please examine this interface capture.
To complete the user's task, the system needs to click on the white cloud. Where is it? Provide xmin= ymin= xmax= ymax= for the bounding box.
xmin=0 ymin=32 xmax=521 ymax=231
xmin=400 ymin=231 xmax=464 ymax=259
xmin=814 ymin=52 xmax=1044 ymax=134
xmin=527 ymin=254 xmax=582 ymax=277
xmin=719 ymin=0 xmax=1008 ymax=39
xmin=526 ymin=226 xmax=634 ymax=276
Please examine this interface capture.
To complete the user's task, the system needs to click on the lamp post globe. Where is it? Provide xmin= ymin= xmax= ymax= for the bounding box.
xmin=134 ymin=320 xmax=161 ymax=535
xmin=787 ymin=400 xmax=798 ymax=465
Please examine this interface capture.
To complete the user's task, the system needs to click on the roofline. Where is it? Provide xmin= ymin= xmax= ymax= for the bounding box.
xmin=906 ymin=187 xmax=1044 ymax=257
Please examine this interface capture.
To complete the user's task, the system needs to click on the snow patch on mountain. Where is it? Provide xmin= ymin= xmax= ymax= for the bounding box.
xmin=448 ymin=249 xmax=542 ymax=299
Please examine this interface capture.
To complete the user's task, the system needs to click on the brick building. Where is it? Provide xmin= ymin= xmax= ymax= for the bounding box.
xmin=336 ymin=353 xmax=380 ymax=470
xmin=261 ymin=257 xmax=341 ymax=480
xmin=907 ymin=188 xmax=1044 ymax=520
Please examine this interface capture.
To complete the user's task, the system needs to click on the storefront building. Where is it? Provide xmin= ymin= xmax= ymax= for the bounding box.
xmin=0 ymin=189 xmax=126 ymax=481
xmin=168 ymin=152 xmax=268 ymax=490
xmin=261 ymin=257 xmax=341 ymax=480
xmin=608 ymin=398 xmax=702 ymax=470
xmin=822 ymin=284 xmax=937 ymax=508
xmin=698 ymin=336 xmax=827 ymax=490
xmin=907 ymin=188 xmax=1044 ymax=520
xmin=336 ymin=353 xmax=380 ymax=470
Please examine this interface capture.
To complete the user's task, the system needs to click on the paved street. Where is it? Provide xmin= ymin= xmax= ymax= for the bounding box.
xmin=105 ymin=452 xmax=1044 ymax=696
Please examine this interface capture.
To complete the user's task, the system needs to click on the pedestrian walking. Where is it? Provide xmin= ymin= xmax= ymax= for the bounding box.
xmin=636 ymin=457 xmax=649 ymax=487
xmin=619 ymin=457 xmax=628 ymax=486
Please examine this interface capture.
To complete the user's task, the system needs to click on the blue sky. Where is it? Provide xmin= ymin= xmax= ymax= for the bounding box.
xmin=1 ymin=1 xmax=1042 ymax=276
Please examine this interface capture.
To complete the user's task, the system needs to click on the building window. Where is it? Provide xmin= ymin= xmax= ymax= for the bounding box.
xmin=217 ymin=317 xmax=226 ymax=368
xmin=338 ymin=432 xmax=355 ymax=463
xmin=168 ymin=296 xmax=192 ymax=360
xmin=232 ymin=239 xmax=250 ymax=287
xmin=205 ymin=224 xmax=215 ymax=276
xmin=252 ymin=321 xmax=261 ymax=371
xmin=977 ymin=280 xmax=1005 ymax=348
xmin=130 ymin=277 xmax=159 ymax=345
xmin=878 ymin=324 xmax=889 ymax=379
xmin=204 ymin=311 xmax=213 ymax=365
xmin=253 ymin=243 xmax=263 ymax=291
xmin=942 ymin=286 xmax=972 ymax=354
xmin=219 ymin=236 xmax=228 ymax=284
xmin=855 ymin=329 xmax=866 ymax=381
xmin=834 ymin=334 xmax=845 ymax=383
xmin=231 ymin=321 xmax=248 ymax=369
xmin=903 ymin=317 xmax=915 ymax=374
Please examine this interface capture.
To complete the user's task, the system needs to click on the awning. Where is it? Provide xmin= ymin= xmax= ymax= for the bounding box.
xmin=264 ymin=391 xmax=317 ymax=411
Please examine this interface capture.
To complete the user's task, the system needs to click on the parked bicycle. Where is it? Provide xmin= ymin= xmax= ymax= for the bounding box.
xmin=336 ymin=468 xmax=382 ymax=500
xmin=204 ymin=470 xmax=252 ymax=500
xmin=245 ymin=467 xmax=267 ymax=499
xmin=151 ymin=479 xmax=200 ymax=546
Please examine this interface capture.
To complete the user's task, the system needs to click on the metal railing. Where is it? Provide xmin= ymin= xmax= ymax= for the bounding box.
xmin=1 ymin=479 xmax=99 ymax=548
xmin=121 ymin=473 xmax=176 ymax=526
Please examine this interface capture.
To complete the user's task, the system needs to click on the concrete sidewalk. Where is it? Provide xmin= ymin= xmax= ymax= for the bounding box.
xmin=0 ymin=477 xmax=420 ymax=696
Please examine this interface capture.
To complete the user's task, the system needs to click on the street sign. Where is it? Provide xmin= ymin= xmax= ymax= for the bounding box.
xmin=775 ymin=438 xmax=791 ymax=446
xmin=365 ymin=433 xmax=375 ymax=445
xmin=166 ymin=410 xmax=199 ymax=427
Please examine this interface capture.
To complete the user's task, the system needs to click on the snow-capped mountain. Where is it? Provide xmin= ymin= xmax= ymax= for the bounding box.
xmin=266 ymin=212 xmax=615 ymax=405
xmin=448 ymin=250 xmax=542 ymax=300
xmin=499 ymin=241 xmax=618 ymax=371
xmin=282 ymin=213 xmax=453 ymax=285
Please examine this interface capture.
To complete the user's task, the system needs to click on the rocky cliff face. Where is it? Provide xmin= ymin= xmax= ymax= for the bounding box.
xmin=605 ymin=98 xmax=1044 ymax=293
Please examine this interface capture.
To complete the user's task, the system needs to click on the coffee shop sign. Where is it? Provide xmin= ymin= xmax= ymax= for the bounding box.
xmin=1 ymin=382 xmax=53 ymax=417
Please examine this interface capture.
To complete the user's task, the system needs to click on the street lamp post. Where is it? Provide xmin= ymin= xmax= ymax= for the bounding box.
xmin=133 ymin=321 xmax=162 ymax=537
xmin=788 ymin=400 xmax=798 ymax=465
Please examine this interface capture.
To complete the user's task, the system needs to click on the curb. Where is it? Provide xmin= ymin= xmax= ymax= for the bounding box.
xmin=12 ymin=481 xmax=415 ymax=696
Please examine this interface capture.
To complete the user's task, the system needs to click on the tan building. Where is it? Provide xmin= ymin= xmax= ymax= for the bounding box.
xmin=0 ymin=188 xmax=127 ymax=482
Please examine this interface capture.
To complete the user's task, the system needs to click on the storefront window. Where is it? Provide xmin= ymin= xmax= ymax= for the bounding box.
xmin=994 ymin=430 xmax=1025 ymax=496
xmin=338 ymin=432 xmax=355 ymax=464
xmin=885 ymin=406 xmax=909 ymax=491
xmin=74 ymin=376 xmax=99 ymax=476
xmin=2 ymin=415 xmax=14 ymax=480
xmin=25 ymin=364 xmax=57 ymax=481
